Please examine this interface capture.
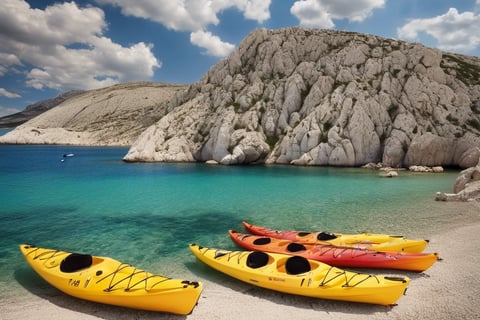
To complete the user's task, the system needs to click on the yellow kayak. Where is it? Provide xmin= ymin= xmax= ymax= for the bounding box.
xmin=244 ymin=221 xmax=429 ymax=253
xmin=189 ymin=244 xmax=410 ymax=306
xmin=19 ymin=244 xmax=202 ymax=315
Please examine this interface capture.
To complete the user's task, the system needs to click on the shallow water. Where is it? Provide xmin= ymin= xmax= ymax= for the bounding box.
xmin=0 ymin=144 xmax=473 ymax=299
xmin=0 ymin=128 xmax=13 ymax=136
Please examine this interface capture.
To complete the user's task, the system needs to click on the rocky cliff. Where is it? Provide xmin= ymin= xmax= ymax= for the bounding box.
xmin=124 ymin=28 xmax=480 ymax=168
xmin=0 ymin=82 xmax=186 ymax=146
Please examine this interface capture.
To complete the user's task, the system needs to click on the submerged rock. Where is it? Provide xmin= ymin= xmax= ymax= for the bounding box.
xmin=379 ymin=171 xmax=399 ymax=178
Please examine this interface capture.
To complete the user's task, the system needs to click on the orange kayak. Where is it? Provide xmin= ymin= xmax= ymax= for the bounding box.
xmin=229 ymin=230 xmax=438 ymax=272
xmin=243 ymin=221 xmax=429 ymax=253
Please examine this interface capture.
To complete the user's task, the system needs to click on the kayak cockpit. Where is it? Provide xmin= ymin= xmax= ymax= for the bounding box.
xmin=60 ymin=253 xmax=104 ymax=273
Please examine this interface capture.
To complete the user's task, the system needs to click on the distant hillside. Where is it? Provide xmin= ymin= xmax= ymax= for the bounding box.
xmin=0 ymin=90 xmax=83 ymax=128
xmin=0 ymin=82 xmax=187 ymax=146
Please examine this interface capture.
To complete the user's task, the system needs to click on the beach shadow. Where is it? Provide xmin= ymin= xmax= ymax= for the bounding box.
xmin=14 ymin=268 xmax=191 ymax=320
xmin=184 ymin=261 xmax=400 ymax=317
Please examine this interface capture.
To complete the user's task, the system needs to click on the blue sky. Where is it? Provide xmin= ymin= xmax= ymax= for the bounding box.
xmin=1 ymin=0 xmax=480 ymax=117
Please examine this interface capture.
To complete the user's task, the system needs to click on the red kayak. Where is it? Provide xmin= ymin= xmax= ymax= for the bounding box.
xmin=242 ymin=221 xmax=429 ymax=253
xmin=229 ymin=230 xmax=439 ymax=272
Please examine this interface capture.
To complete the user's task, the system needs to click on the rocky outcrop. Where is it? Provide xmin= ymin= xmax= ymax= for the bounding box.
xmin=436 ymin=155 xmax=480 ymax=201
xmin=125 ymin=28 xmax=480 ymax=167
xmin=0 ymin=82 xmax=187 ymax=146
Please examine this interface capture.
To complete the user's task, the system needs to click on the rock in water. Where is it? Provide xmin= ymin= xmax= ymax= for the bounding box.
xmin=436 ymin=155 xmax=480 ymax=201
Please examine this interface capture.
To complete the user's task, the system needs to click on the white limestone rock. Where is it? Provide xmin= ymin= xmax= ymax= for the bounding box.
xmin=436 ymin=157 xmax=480 ymax=201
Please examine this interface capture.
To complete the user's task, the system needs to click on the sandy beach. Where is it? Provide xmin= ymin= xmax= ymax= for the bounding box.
xmin=3 ymin=202 xmax=480 ymax=320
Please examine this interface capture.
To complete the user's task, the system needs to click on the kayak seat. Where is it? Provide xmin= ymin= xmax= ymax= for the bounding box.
xmin=285 ymin=256 xmax=311 ymax=275
xmin=317 ymin=232 xmax=337 ymax=241
xmin=60 ymin=253 xmax=93 ymax=273
xmin=298 ymin=232 xmax=311 ymax=237
xmin=247 ymin=251 xmax=269 ymax=269
xmin=253 ymin=237 xmax=271 ymax=245
xmin=286 ymin=242 xmax=306 ymax=252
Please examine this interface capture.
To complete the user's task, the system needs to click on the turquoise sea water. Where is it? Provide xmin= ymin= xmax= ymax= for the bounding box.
xmin=0 ymin=128 xmax=13 ymax=134
xmin=0 ymin=144 xmax=469 ymax=301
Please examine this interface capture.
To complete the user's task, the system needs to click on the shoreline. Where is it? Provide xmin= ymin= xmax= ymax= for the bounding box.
xmin=3 ymin=204 xmax=480 ymax=320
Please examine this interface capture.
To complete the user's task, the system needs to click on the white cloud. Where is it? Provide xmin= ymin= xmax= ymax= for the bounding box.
xmin=0 ymin=53 xmax=22 ymax=76
xmin=243 ymin=0 xmax=271 ymax=23
xmin=97 ymin=0 xmax=271 ymax=30
xmin=97 ymin=0 xmax=216 ymax=31
xmin=0 ymin=54 xmax=21 ymax=65
xmin=96 ymin=0 xmax=271 ymax=57
xmin=0 ymin=88 xmax=21 ymax=98
xmin=0 ymin=0 xmax=160 ymax=91
xmin=397 ymin=8 xmax=480 ymax=52
xmin=24 ymin=39 xmax=159 ymax=90
xmin=290 ymin=0 xmax=333 ymax=28
xmin=291 ymin=0 xmax=385 ymax=28
xmin=190 ymin=30 xmax=236 ymax=57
